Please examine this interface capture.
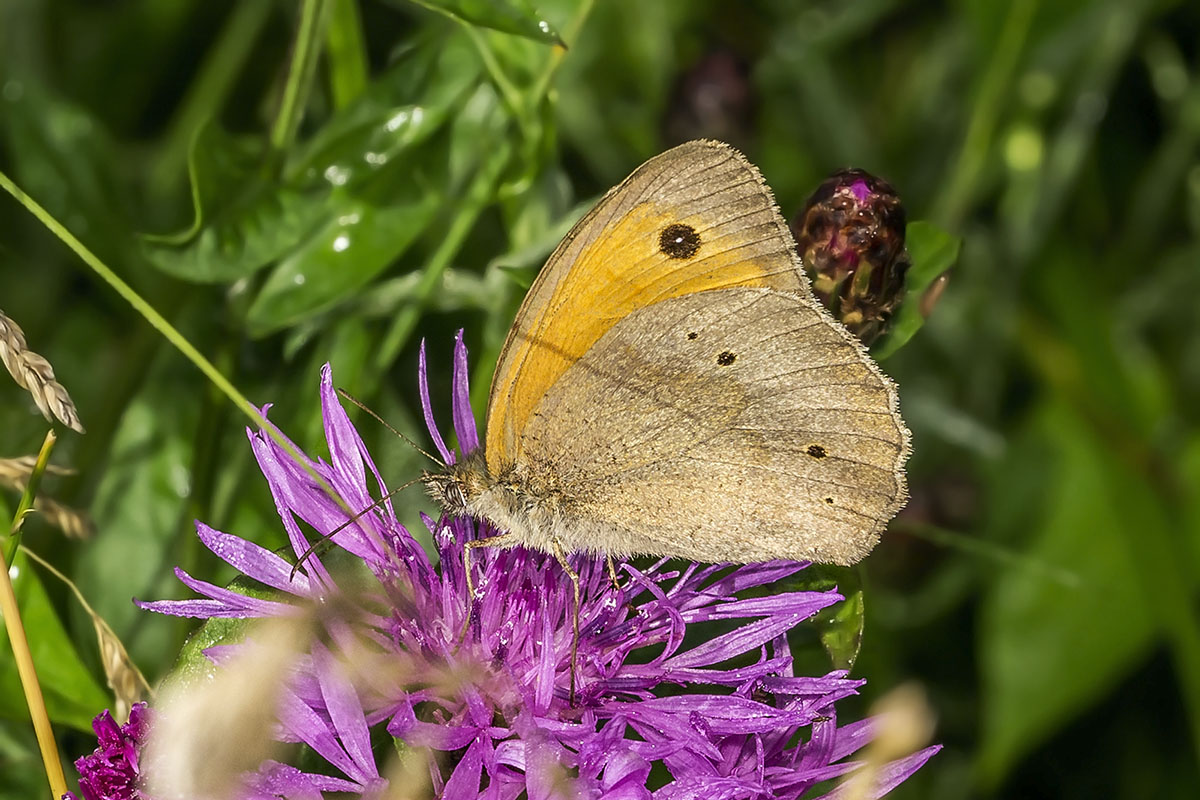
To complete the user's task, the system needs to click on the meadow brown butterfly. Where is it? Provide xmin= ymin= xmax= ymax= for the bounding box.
xmin=425 ymin=140 xmax=909 ymax=572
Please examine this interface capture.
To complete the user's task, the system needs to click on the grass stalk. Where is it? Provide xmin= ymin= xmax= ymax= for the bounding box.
xmin=0 ymin=431 xmax=68 ymax=799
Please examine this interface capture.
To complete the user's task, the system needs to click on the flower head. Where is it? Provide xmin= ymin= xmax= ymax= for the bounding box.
xmin=114 ymin=332 xmax=938 ymax=798
xmin=71 ymin=703 xmax=151 ymax=800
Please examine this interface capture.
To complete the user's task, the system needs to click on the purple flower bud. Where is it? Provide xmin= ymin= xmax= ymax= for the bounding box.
xmin=793 ymin=169 xmax=910 ymax=345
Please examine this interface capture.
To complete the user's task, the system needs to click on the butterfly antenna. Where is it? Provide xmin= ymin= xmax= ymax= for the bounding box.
xmin=336 ymin=387 xmax=444 ymax=466
xmin=289 ymin=476 xmax=423 ymax=580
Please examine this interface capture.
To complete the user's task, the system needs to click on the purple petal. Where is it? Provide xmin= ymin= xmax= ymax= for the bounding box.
xmin=134 ymin=598 xmax=245 ymax=618
xmin=443 ymin=737 xmax=484 ymax=797
xmin=681 ymin=590 xmax=840 ymax=623
xmin=665 ymin=615 xmax=808 ymax=669
xmin=451 ymin=331 xmax=480 ymax=453
xmin=312 ymin=644 xmax=377 ymax=783
xmin=701 ymin=561 xmax=810 ymax=596
xmin=195 ymin=522 xmax=311 ymax=595
xmin=247 ymin=761 xmax=363 ymax=797
xmin=320 ymin=364 xmax=370 ymax=511
xmin=418 ymin=339 xmax=453 ymax=464
xmin=618 ymin=695 xmax=814 ymax=735
xmin=149 ymin=567 xmax=299 ymax=618
xmin=811 ymin=745 xmax=942 ymax=800
xmin=277 ymin=685 xmax=359 ymax=779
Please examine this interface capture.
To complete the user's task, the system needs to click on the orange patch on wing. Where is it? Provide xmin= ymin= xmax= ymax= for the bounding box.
xmin=485 ymin=202 xmax=799 ymax=472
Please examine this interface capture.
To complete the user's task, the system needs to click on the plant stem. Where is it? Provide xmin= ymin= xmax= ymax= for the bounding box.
xmin=531 ymin=0 xmax=596 ymax=103
xmin=270 ymin=0 xmax=330 ymax=163
xmin=326 ymin=0 xmax=369 ymax=109
xmin=373 ymin=144 xmax=511 ymax=372
xmin=5 ymin=430 xmax=55 ymax=554
xmin=0 ymin=431 xmax=68 ymax=799
xmin=931 ymin=0 xmax=1036 ymax=229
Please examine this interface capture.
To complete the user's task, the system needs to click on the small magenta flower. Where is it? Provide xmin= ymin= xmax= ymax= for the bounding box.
xmin=70 ymin=703 xmax=151 ymax=800
xmin=92 ymin=333 xmax=939 ymax=798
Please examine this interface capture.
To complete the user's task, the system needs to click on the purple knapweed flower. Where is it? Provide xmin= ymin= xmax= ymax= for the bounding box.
xmin=115 ymin=332 xmax=938 ymax=799
xmin=69 ymin=703 xmax=151 ymax=800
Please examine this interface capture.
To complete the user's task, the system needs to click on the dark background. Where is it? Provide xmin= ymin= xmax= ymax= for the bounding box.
xmin=1 ymin=1 xmax=1199 ymax=797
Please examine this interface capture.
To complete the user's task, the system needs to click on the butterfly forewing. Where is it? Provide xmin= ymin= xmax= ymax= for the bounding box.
xmin=486 ymin=141 xmax=815 ymax=473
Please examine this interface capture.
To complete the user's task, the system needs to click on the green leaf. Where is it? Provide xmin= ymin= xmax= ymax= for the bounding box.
xmin=0 ymin=84 xmax=133 ymax=261
xmin=0 ymin=719 xmax=48 ymax=800
xmin=873 ymin=220 xmax=961 ymax=359
xmin=245 ymin=190 xmax=440 ymax=336
xmin=0 ymin=551 xmax=110 ymax=732
xmin=143 ymin=36 xmax=483 ymax=285
xmin=141 ymin=124 xmax=329 ymax=282
xmin=977 ymin=402 xmax=1157 ymax=786
xmin=144 ymin=123 xmax=263 ymax=246
xmin=80 ymin=382 xmax=201 ymax=676
xmin=289 ymin=31 xmax=482 ymax=178
xmin=409 ymin=0 xmax=563 ymax=45
xmin=790 ymin=564 xmax=865 ymax=670
xmin=819 ymin=584 xmax=865 ymax=671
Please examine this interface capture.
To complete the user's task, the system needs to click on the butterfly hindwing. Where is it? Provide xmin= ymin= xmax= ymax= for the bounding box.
xmin=518 ymin=288 xmax=909 ymax=565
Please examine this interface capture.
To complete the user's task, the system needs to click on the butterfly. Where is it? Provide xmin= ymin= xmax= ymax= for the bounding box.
xmin=424 ymin=140 xmax=909 ymax=577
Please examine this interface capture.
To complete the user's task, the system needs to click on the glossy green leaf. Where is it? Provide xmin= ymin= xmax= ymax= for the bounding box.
xmin=408 ymin=0 xmax=563 ymax=45
xmin=141 ymin=124 xmax=328 ymax=282
xmin=144 ymin=36 xmax=483 ymax=285
xmin=790 ymin=564 xmax=865 ymax=670
xmin=246 ymin=190 xmax=440 ymax=336
xmin=873 ymin=220 xmax=961 ymax=359
xmin=0 ymin=551 xmax=109 ymax=732
xmin=144 ymin=124 xmax=263 ymax=246
xmin=819 ymin=584 xmax=865 ymax=671
xmin=289 ymin=31 xmax=482 ymax=179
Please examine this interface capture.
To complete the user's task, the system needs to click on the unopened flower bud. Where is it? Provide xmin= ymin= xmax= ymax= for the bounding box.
xmin=792 ymin=169 xmax=910 ymax=345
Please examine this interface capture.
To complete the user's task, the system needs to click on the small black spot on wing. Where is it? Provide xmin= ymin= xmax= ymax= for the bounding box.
xmin=659 ymin=223 xmax=701 ymax=259
xmin=807 ymin=444 xmax=827 ymax=459
xmin=716 ymin=350 xmax=736 ymax=366
xmin=686 ymin=331 xmax=698 ymax=340
xmin=825 ymin=497 xmax=834 ymax=504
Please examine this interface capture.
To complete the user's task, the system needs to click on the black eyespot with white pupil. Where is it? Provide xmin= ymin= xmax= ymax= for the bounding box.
xmin=659 ymin=223 xmax=701 ymax=259
xmin=716 ymin=351 xmax=736 ymax=366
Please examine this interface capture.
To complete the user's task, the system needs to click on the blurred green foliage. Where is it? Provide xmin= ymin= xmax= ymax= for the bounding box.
xmin=1 ymin=0 xmax=1199 ymax=797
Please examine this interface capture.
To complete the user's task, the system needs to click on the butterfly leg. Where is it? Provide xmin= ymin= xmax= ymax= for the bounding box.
xmin=551 ymin=539 xmax=581 ymax=706
xmin=606 ymin=554 xmax=621 ymax=591
xmin=460 ymin=532 xmax=523 ymax=644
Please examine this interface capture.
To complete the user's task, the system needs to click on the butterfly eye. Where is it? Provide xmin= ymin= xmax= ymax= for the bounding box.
xmin=659 ymin=223 xmax=701 ymax=259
